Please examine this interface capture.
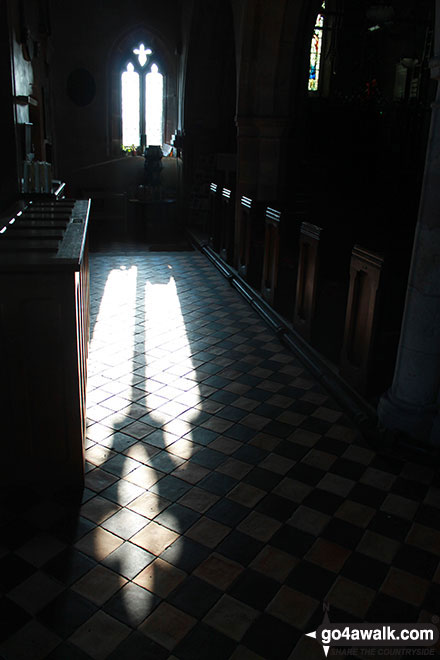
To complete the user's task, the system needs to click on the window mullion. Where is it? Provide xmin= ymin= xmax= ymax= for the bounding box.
xmin=140 ymin=73 xmax=146 ymax=149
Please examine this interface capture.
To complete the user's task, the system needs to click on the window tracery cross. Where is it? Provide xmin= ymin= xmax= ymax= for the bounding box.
xmin=133 ymin=43 xmax=152 ymax=67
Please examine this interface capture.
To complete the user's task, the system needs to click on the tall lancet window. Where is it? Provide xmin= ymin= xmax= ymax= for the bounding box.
xmin=308 ymin=2 xmax=325 ymax=92
xmin=145 ymin=64 xmax=164 ymax=146
xmin=121 ymin=42 xmax=164 ymax=148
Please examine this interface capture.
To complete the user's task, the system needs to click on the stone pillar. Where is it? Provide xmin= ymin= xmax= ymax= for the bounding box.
xmin=378 ymin=1 xmax=440 ymax=444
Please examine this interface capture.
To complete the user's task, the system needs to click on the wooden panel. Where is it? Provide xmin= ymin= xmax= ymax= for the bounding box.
xmin=237 ymin=197 xmax=267 ymax=288
xmin=293 ymin=222 xmax=323 ymax=341
xmin=208 ymin=182 xmax=221 ymax=251
xmin=219 ymin=187 xmax=234 ymax=264
xmin=340 ymin=246 xmax=384 ymax=394
xmin=0 ymin=199 xmax=90 ymax=499
xmin=261 ymin=207 xmax=281 ymax=306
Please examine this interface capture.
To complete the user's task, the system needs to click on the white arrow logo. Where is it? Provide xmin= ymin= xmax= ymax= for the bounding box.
xmin=305 ymin=605 xmax=331 ymax=657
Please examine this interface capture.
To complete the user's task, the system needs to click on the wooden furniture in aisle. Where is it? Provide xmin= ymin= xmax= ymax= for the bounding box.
xmin=208 ymin=182 xmax=222 ymax=251
xmin=219 ymin=187 xmax=235 ymax=264
xmin=293 ymin=222 xmax=324 ymax=341
xmin=0 ymin=197 xmax=91 ymax=498
xmin=340 ymin=245 xmax=384 ymax=394
xmin=237 ymin=196 xmax=267 ymax=288
xmin=261 ymin=207 xmax=281 ymax=307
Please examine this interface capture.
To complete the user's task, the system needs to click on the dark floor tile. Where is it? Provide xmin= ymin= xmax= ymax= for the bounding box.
xmin=107 ymin=630 xmax=169 ymax=660
xmin=102 ymin=541 xmax=155 ymax=579
xmin=193 ymin=351 xmax=217 ymax=363
xmin=42 ymin=548 xmax=96 ymax=586
xmin=46 ymin=641 xmax=93 ymax=659
xmin=0 ymin=596 xmax=32 ymax=642
xmin=174 ymin=622 xmax=236 ymax=660
xmin=243 ymin=467 xmax=283 ymax=491
xmin=146 ymin=450 xmax=185 ymax=474
xmin=266 ymin=371 xmax=294 ymax=385
xmin=322 ymin=519 xmax=364 ymax=550
xmin=286 ymin=463 xmax=325 ymax=486
xmin=330 ymin=458 xmax=366 ymax=481
xmin=423 ymin=583 xmax=440 ymax=613
xmin=237 ymin=374 xmax=262 ymax=387
xmin=0 ymin=554 xmax=36 ymax=592
xmin=224 ymin=424 xmax=257 ymax=442
xmin=160 ymin=536 xmax=211 ymax=573
xmin=288 ymin=400 xmax=318 ymax=415
xmin=0 ymin=519 xmax=37 ymax=551
xmin=100 ymin=480 xmax=143 ymax=507
xmin=209 ymin=391 xmax=239 ymax=405
xmin=216 ymin=406 xmax=248 ymax=422
xmin=303 ymin=489 xmax=344 ymax=515
xmin=415 ymin=504 xmax=440 ymax=528
xmin=191 ymin=448 xmax=226 ymax=469
xmin=392 ymin=477 xmax=429 ymax=502
xmin=314 ymin=436 xmax=348 ymax=456
xmin=228 ymin=569 xmax=279 ymax=610
xmin=319 ymin=605 xmax=363 ymax=625
xmin=154 ymin=502 xmax=200 ymax=533
xmin=103 ymin=582 xmax=159 ymax=627
xmin=270 ymin=525 xmax=315 ymax=556
xmin=300 ymin=418 xmax=332 ymax=434
xmin=52 ymin=515 xmax=96 ymax=544
xmin=183 ymin=427 xmax=218 ymax=447
xmin=253 ymin=403 xmax=285 ymax=418
xmin=394 ymin=544 xmax=439 ymax=580
xmin=233 ymin=445 xmax=269 ymax=466
xmin=198 ymin=362 xmax=225 ymax=375
xmin=274 ymin=441 xmax=309 ymax=461
xmin=340 ymin=552 xmax=389 ymax=590
xmin=368 ymin=511 xmax=412 ymax=542
xmin=198 ymin=472 xmax=237 ymax=497
xmin=349 ymin=483 xmax=387 ymax=509
xmin=255 ymin=494 xmax=297 ymax=522
xmin=263 ymin=421 xmax=294 ymax=439
xmin=203 ymin=375 xmax=231 ymax=389
xmin=367 ymin=593 xmax=419 ymax=624
xmin=167 ymin=575 xmax=222 ymax=617
xmin=286 ymin=561 xmax=336 ymax=600
xmin=216 ymin=530 xmax=264 ymax=566
xmin=370 ymin=454 xmax=405 ymax=475
xmin=37 ymin=589 xmax=97 ymax=638
xmin=206 ymin=498 xmax=249 ymax=526
xmin=245 ymin=389 xmax=272 ymax=402
xmin=149 ymin=475 xmax=192 ymax=501
xmin=242 ymin=613 xmax=301 ymax=660
xmin=105 ymin=432 xmax=137 ymax=452
xmin=278 ymin=386 xmax=310 ymax=399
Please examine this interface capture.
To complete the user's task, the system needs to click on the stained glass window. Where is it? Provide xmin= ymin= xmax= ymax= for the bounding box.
xmin=308 ymin=1 xmax=325 ymax=92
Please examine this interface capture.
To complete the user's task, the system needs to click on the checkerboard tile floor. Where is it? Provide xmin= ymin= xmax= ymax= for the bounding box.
xmin=1 ymin=248 xmax=440 ymax=660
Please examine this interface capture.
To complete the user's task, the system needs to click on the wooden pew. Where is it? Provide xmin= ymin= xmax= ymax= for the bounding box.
xmin=208 ymin=182 xmax=222 ymax=251
xmin=261 ymin=207 xmax=281 ymax=307
xmin=340 ymin=245 xmax=384 ymax=395
xmin=237 ymin=196 xmax=267 ymax=288
xmin=293 ymin=222 xmax=323 ymax=341
xmin=219 ymin=186 xmax=235 ymax=264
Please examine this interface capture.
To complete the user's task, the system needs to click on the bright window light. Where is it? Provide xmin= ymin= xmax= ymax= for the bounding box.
xmin=133 ymin=43 xmax=152 ymax=67
xmin=145 ymin=64 xmax=164 ymax=146
xmin=122 ymin=63 xmax=140 ymax=148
